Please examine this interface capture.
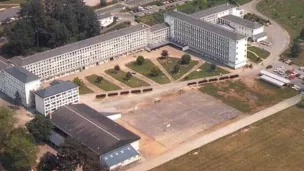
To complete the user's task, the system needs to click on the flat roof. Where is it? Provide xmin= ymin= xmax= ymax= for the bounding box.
xmin=166 ymin=11 xmax=247 ymax=40
xmin=51 ymin=104 xmax=140 ymax=155
xmin=35 ymin=80 xmax=78 ymax=98
xmin=221 ymin=15 xmax=263 ymax=29
xmin=260 ymin=70 xmax=291 ymax=84
xmin=95 ymin=4 xmax=124 ymax=15
xmin=0 ymin=56 xmax=8 ymax=70
xmin=0 ymin=7 xmax=20 ymax=22
xmin=4 ymin=66 xmax=40 ymax=83
xmin=97 ymin=12 xmax=112 ymax=20
xmin=191 ymin=3 xmax=236 ymax=19
xmin=260 ymin=75 xmax=285 ymax=87
xmin=254 ymin=32 xmax=267 ymax=39
xmin=9 ymin=23 xmax=150 ymax=66
xmin=150 ymin=23 xmax=169 ymax=32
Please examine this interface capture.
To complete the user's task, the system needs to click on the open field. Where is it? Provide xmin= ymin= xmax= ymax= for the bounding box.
xmin=157 ymin=57 xmax=199 ymax=80
xmin=126 ymin=59 xmax=171 ymax=84
xmin=152 ymin=105 xmax=304 ymax=171
xmin=85 ymin=74 xmax=121 ymax=91
xmin=79 ymin=85 xmax=94 ymax=95
xmin=200 ymin=79 xmax=298 ymax=113
xmin=105 ymin=69 xmax=150 ymax=88
xmin=184 ymin=63 xmax=229 ymax=80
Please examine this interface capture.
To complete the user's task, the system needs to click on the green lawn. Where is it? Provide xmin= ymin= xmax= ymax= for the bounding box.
xmin=199 ymin=79 xmax=298 ymax=113
xmin=126 ymin=59 xmax=171 ymax=84
xmin=85 ymin=74 xmax=121 ymax=91
xmin=184 ymin=63 xmax=229 ymax=80
xmin=248 ymin=46 xmax=270 ymax=59
xmin=152 ymin=105 xmax=304 ymax=171
xmin=157 ymin=57 xmax=199 ymax=80
xmin=0 ymin=0 xmax=25 ymax=4
xmin=247 ymin=51 xmax=262 ymax=63
xmin=105 ymin=69 xmax=150 ymax=88
xmin=79 ymin=86 xmax=94 ymax=95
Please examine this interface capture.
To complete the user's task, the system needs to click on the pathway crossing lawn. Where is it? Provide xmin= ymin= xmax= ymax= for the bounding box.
xmin=184 ymin=63 xmax=229 ymax=80
xmin=126 ymin=59 xmax=171 ymax=84
xmin=247 ymin=51 xmax=262 ymax=63
xmin=248 ymin=46 xmax=270 ymax=59
xmin=199 ymin=79 xmax=298 ymax=113
xmin=153 ymin=105 xmax=304 ymax=171
xmin=79 ymin=86 xmax=94 ymax=95
xmin=85 ymin=74 xmax=121 ymax=91
xmin=105 ymin=69 xmax=150 ymax=88
xmin=157 ymin=57 xmax=199 ymax=80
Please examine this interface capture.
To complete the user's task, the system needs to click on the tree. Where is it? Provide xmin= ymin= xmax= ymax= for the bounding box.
xmin=136 ymin=56 xmax=145 ymax=65
xmin=125 ymin=72 xmax=132 ymax=81
xmin=150 ymin=67 xmax=160 ymax=77
xmin=173 ymin=64 xmax=180 ymax=73
xmin=37 ymin=152 xmax=58 ymax=171
xmin=300 ymin=28 xmax=304 ymax=40
xmin=100 ymin=0 xmax=107 ymax=7
xmin=14 ymin=91 xmax=22 ymax=107
xmin=3 ymin=128 xmax=37 ymax=171
xmin=26 ymin=115 xmax=53 ymax=143
xmin=0 ymin=107 xmax=16 ymax=146
xmin=161 ymin=50 xmax=169 ymax=59
xmin=181 ymin=54 xmax=191 ymax=64
xmin=73 ymin=77 xmax=85 ymax=89
xmin=290 ymin=41 xmax=301 ymax=57
xmin=95 ymin=76 xmax=103 ymax=83
xmin=210 ymin=64 xmax=216 ymax=71
xmin=114 ymin=65 xmax=120 ymax=73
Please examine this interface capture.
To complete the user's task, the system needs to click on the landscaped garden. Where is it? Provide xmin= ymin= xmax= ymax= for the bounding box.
xmin=105 ymin=67 xmax=150 ymax=88
xmin=85 ymin=74 xmax=121 ymax=91
xmin=126 ymin=57 xmax=170 ymax=84
xmin=73 ymin=77 xmax=94 ymax=95
xmin=184 ymin=63 xmax=229 ymax=80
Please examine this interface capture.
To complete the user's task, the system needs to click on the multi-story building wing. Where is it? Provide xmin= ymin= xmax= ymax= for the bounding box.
xmin=9 ymin=24 xmax=150 ymax=81
xmin=3 ymin=66 xmax=41 ymax=107
xmin=165 ymin=11 xmax=247 ymax=68
xmin=34 ymin=80 xmax=79 ymax=116
xmin=146 ymin=23 xmax=170 ymax=51
xmin=191 ymin=3 xmax=244 ymax=23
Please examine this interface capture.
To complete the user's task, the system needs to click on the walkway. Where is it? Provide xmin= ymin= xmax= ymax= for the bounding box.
xmin=98 ymin=72 xmax=130 ymax=89
xmin=128 ymin=94 xmax=302 ymax=171
xmin=176 ymin=60 xmax=204 ymax=82
xmin=150 ymin=58 xmax=175 ymax=82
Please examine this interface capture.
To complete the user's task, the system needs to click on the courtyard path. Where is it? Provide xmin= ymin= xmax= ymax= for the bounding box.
xmin=99 ymin=72 xmax=130 ymax=89
xmin=176 ymin=60 xmax=205 ymax=82
xmin=150 ymin=58 xmax=174 ymax=82
xmin=127 ymin=94 xmax=302 ymax=171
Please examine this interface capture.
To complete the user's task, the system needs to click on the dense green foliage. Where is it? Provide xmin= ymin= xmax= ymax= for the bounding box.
xmin=136 ymin=56 xmax=145 ymax=65
xmin=26 ymin=115 xmax=53 ymax=143
xmin=181 ymin=54 xmax=191 ymax=64
xmin=290 ymin=41 xmax=302 ymax=57
xmin=2 ymin=0 xmax=100 ymax=56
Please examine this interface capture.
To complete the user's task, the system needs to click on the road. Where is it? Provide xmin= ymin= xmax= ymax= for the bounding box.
xmin=128 ymin=94 xmax=302 ymax=171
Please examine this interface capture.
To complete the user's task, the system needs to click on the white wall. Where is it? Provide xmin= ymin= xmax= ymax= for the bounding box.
xmin=130 ymin=140 xmax=139 ymax=151
xmin=99 ymin=16 xmax=114 ymax=27
xmin=35 ymin=95 xmax=45 ymax=116
xmin=228 ymin=38 xmax=247 ymax=68
xmin=25 ymin=80 xmax=41 ymax=106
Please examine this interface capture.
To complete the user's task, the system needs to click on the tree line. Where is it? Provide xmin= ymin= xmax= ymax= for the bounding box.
xmin=2 ymin=0 xmax=100 ymax=57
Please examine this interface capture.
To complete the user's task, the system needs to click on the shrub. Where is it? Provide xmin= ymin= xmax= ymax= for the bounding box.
xmin=173 ymin=64 xmax=180 ymax=73
xmin=181 ymin=54 xmax=191 ymax=64
xmin=136 ymin=56 xmax=145 ymax=65
xmin=95 ymin=76 xmax=103 ymax=83
xmin=209 ymin=64 xmax=216 ymax=72
xmin=114 ymin=65 xmax=120 ymax=73
xmin=150 ymin=67 xmax=160 ymax=77
xmin=125 ymin=72 xmax=132 ymax=80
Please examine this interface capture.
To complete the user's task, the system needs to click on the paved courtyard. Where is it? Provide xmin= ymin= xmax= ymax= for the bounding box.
xmin=122 ymin=90 xmax=242 ymax=146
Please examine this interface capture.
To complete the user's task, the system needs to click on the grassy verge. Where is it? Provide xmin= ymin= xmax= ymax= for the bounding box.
xmin=126 ymin=59 xmax=171 ymax=84
xmin=184 ymin=63 xmax=229 ymax=80
xmin=247 ymin=51 xmax=262 ymax=63
xmin=157 ymin=57 xmax=199 ymax=80
xmin=79 ymin=86 xmax=94 ymax=95
xmin=105 ymin=69 xmax=150 ymax=88
xmin=152 ymin=105 xmax=304 ymax=171
xmin=248 ymin=46 xmax=270 ymax=59
xmin=199 ymin=79 xmax=298 ymax=113
xmin=85 ymin=74 xmax=121 ymax=91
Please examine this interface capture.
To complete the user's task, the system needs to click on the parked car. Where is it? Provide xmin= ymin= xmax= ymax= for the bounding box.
xmin=266 ymin=65 xmax=273 ymax=69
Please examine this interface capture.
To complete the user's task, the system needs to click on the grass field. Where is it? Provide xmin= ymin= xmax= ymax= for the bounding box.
xmin=199 ymin=79 xmax=298 ymax=113
xmin=78 ymin=86 xmax=94 ymax=95
xmin=248 ymin=46 xmax=270 ymax=59
xmin=184 ymin=63 xmax=229 ymax=80
xmin=247 ymin=51 xmax=262 ymax=63
xmin=126 ymin=59 xmax=171 ymax=84
xmin=157 ymin=57 xmax=199 ymax=80
xmin=105 ymin=69 xmax=150 ymax=88
xmin=152 ymin=105 xmax=304 ymax=171
xmin=85 ymin=74 xmax=121 ymax=91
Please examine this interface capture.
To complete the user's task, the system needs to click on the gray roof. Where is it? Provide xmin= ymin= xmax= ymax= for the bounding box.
xmin=49 ymin=130 xmax=66 ymax=146
xmin=9 ymin=23 xmax=150 ymax=66
xmin=35 ymin=80 xmax=78 ymax=98
xmin=0 ymin=7 xmax=20 ymax=22
xmin=253 ymin=32 xmax=267 ymax=39
xmin=221 ymin=15 xmax=263 ymax=29
xmin=51 ymin=104 xmax=140 ymax=155
xmin=191 ymin=3 xmax=236 ymax=19
xmin=4 ymin=66 xmax=40 ymax=83
xmin=97 ymin=12 xmax=112 ymax=20
xmin=101 ymin=144 xmax=139 ymax=167
xmin=150 ymin=23 xmax=169 ymax=32
xmin=166 ymin=11 xmax=246 ymax=40
xmin=0 ymin=57 xmax=8 ymax=70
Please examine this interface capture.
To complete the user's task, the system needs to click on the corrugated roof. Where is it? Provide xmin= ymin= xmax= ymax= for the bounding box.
xmin=4 ymin=66 xmax=40 ymax=83
xmin=260 ymin=75 xmax=285 ymax=87
xmin=51 ymin=104 xmax=140 ymax=155
xmin=48 ymin=130 xmax=66 ymax=146
xmin=9 ymin=23 xmax=150 ymax=66
xmin=221 ymin=15 xmax=263 ymax=29
xmin=0 ymin=7 xmax=20 ymax=22
xmin=166 ymin=11 xmax=246 ymax=40
xmin=101 ymin=144 xmax=139 ymax=167
xmin=35 ymin=80 xmax=78 ymax=98
xmin=191 ymin=3 xmax=236 ymax=19
xmin=150 ymin=23 xmax=169 ymax=32
xmin=260 ymin=70 xmax=291 ymax=84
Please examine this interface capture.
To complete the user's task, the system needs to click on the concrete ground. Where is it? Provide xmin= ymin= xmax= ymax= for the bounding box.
xmin=122 ymin=90 xmax=242 ymax=146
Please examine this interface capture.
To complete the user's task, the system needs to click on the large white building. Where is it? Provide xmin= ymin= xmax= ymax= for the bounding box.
xmin=34 ymin=80 xmax=79 ymax=116
xmin=97 ymin=12 xmax=114 ymax=28
xmin=165 ymin=11 xmax=248 ymax=68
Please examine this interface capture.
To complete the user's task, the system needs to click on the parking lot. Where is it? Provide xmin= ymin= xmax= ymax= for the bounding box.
xmin=122 ymin=90 xmax=242 ymax=146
